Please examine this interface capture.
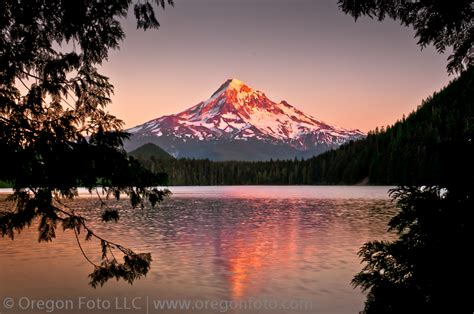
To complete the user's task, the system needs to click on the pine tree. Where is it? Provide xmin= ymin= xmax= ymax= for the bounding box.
xmin=0 ymin=0 xmax=173 ymax=287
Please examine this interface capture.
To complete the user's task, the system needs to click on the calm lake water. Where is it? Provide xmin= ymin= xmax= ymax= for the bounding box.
xmin=0 ymin=186 xmax=397 ymax=314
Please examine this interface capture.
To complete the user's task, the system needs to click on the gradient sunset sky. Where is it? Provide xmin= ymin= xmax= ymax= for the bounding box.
xmin=101 ymin=0 xmax=452 ymax=132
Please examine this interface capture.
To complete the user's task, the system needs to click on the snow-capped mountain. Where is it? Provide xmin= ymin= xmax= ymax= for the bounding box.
xmin=125 ymin=79 xmax=365 ymax=161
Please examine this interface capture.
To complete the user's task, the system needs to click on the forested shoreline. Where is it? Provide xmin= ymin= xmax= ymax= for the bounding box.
xmin=2 ymin=68 xmax=469 ymax=189
xmin=133 ymin=67 xmax=473 ymax=186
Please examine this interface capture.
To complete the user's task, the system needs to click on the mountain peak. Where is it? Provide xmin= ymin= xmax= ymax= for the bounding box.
xmin=211 ymin=78 xmax=253 ymax=98
xmin=227 ymin=78 xmax=245 ymax=88
xmin=127 ymin=79 xmax=366 ymax=160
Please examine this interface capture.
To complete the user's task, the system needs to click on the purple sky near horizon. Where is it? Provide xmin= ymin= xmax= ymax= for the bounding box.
xmin=101 ymin=0 xmax=452 ymax=132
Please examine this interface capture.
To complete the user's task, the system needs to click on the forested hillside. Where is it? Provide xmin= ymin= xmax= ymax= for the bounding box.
xmin=134 ymin=68 xmax=474 ymax=186
xmin=318 ymin=66 xmax=473 ymax=185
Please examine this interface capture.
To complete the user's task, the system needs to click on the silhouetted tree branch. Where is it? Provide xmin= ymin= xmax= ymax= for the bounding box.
xmin=338 ymin=0 xmax=473 ymax=74
xmin=0 ymin=0 xmax=173 ymax=287
xmin=339 ymin=2 xmax=474 ymax=313
xmin=352 ymin=186 xmax=474 ymax=313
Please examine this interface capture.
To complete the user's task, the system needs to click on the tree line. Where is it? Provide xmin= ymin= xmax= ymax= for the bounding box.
xmin=134 ymin=67 xmax=474 ymax=186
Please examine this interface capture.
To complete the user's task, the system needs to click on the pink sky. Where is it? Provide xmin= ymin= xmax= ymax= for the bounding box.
xmin=100 ymin=0 xmax=451 ymax=132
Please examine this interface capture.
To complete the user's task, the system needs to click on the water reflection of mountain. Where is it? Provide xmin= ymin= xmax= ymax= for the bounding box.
xmin=0 ymin=189 xmax=396 ymax=313
xmin=120 ymin=197 xmax=396 ymax=300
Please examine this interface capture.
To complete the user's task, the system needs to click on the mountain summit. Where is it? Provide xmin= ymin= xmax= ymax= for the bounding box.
xmin=125 ymin=79 xmax=365 ymax=161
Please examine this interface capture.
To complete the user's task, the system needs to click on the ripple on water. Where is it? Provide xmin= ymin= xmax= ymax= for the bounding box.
xmin=0 ymin=186 xmax=397 ymax=314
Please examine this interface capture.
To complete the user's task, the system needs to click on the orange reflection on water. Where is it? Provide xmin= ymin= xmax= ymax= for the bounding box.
xmin=223 ymin=205 xmax=301 ymax=299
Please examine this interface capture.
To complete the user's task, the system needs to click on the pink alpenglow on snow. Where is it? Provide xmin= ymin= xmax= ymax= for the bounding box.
xmin=126 ymin=79 xmax=365 ymax=161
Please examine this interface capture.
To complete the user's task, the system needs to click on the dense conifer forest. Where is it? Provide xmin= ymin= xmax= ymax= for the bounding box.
xmin=132 ymin=67 xmax=474 ymax=186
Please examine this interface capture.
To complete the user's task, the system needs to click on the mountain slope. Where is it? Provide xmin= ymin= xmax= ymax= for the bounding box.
xmin=125 ymin=79 xmax=364 ymax=160
xmin=307 ymin=67 xmax=474 ymax=185
xmin=131 ymin=68 xmax=474 ymax=185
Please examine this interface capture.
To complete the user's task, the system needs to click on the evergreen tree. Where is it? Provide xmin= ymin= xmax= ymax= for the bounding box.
xmin=338 ymin=0 xmax=473 ymax=73
xmin=338 ymin=0 xmax=474 ymax=312
xmin=353 ymin=186 xmax=474 ymax=313
xmin=0 ymin=0 xmax=173 ymax=287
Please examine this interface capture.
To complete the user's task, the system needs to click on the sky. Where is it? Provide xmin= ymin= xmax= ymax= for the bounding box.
xmin=101 ymin=0 xmax=452 ymax=132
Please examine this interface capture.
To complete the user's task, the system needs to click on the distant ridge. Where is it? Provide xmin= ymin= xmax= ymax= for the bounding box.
xmin=129 ymin=143 xmax=174 ymax=160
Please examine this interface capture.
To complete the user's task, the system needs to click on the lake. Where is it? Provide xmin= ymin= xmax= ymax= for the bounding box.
xmin=0 ymin=186 xmax=397 ymax=314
